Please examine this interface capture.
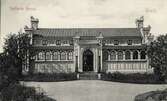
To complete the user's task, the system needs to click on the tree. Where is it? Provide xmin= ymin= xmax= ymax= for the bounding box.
xmin=147 ymin=34 xmax=167 ymax=82
xmin=0 ymin=33 xmax=30 ymax=90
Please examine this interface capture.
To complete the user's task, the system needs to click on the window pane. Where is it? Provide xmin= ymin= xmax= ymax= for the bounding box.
xmin=114 ymin=40 xmax=119 ymax=45
xmin=141 ymin=51 xmax=146 ymax=59
xmin=103 ymin=51 xmax=108 ymax=60
xmin=68 ymin=51 xmax=73 ymax=60
xmin=43 ymin=40 xmax=47 ymax=45
xmin=56 ymin=40 xmax=61 ymax=45
xmin=118 ymin=51 xmax=123 ymax=60
xmin=38 ymin=52 xmax=45 ymax=60
xmin=46 ymin=52 xmax=51 ymax=60
xmin=53 ymin=51 xmax=59 ymax=60
xmin=125 ymin=51 xmax=131 ymax=60
xmin=133 ymin=51 xmax=138 ymax=59
xmin=60 ymin=52 xmax=66 ymax=60
xmin=110 ymin=51 xmax=116 ymax=60
xmin=69 ymin=40 xmax=73 ymax=45
xmin=127 ymin=40 xmax=132 ymax=45
xmin=63 ymin=40 xmax=68 ymax=44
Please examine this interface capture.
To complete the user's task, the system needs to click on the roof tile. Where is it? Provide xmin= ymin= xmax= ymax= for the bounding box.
xmin=34 ymin=28 xmax=142 ymax=38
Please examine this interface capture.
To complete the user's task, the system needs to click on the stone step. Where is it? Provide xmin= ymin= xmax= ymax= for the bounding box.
xmin=79 ymin=72 xmax=99 ymax=80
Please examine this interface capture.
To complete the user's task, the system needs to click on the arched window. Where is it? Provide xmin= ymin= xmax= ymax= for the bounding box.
xmin=68 ymin=51 xmax=73 ymax=60
xmin=103 ymin=51 xmax=108 ymax=60
xmin=60 ymin=51 xmax=66 ymax=60
xmin=46 ymin=52 xmax=51 ymax=60
xmin=125 ymin=51 xmax=131 ymax=60
xmin=110 ymin=51 xmax=116 ymax=60
xmin=118 ymin=51 xmax=123 ymax=60
xmin=53 ymin=51 xmax=59 ymax=60
xmin=141 ymin=51 xmax=146 ymax=59
xmin=133 ymin=51 xmax=138 ymax=59
xmin=38 ymin=52 xmax=45 ymax=60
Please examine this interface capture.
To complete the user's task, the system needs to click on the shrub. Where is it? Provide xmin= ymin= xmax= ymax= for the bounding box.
xmin=0 ymin=83 xmax=56 ymax=101
xmin=135 ymin=88 xmax=167 ymax=101
xmin=22 ymin=72 xmax=77 ymax=82
xmin=101 ymin=72 xmax=161 ymax=84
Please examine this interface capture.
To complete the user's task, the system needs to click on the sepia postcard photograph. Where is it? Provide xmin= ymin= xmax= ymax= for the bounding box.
xmin=0 ymin=0 xmax=167 ymax=101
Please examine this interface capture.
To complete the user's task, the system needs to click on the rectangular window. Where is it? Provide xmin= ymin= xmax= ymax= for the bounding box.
xmin=56 ymin=40 xmax=61 ymax=45
xmin=114 ymin=40 xmax=119 ymax=45
xmin=42 ymin=40 xmax=47 ymax=45
xmin=63 ymin=40 xmax=68 ymax=44
xmin=68 ymin=51 xmax=73 ymax=60
xmin=34 ymin=39 xmax=41 ymax=45
xmin=127 ymin=40 xmax=132 ymax=45
xmin=48 ymin=40 xmax=54 ymax=45
xmin=69 ymin=40 xmax=73 ymax=45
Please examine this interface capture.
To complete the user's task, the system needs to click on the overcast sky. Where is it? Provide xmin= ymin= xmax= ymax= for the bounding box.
xmin=1 ymin=0 xmax=167 ymax=52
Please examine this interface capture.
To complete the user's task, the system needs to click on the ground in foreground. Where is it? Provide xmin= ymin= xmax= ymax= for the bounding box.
xmin=25 ymin=80 xmax=167 ymax=101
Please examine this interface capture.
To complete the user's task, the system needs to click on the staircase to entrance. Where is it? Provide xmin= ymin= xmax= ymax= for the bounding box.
xmin=79 ymin=72 xmax=99 ymax=80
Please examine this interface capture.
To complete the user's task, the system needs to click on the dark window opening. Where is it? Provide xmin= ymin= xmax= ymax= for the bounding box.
xmin=127 ymin=40 xmax=132 ymax=45
xmin=141 ymin=51 xmax=146 ymax=59
xmin=42 ymin=40 xmax=47 ymax=45
xmin=56 ymin=40 xmax=61 ymax=45
xmin=125 ymin=51 xmax=131 ymax=60
xmin=133 ymin=51 xmax=138 ymax=59
xmin=114 ymin=40 xmax=119 ymax=45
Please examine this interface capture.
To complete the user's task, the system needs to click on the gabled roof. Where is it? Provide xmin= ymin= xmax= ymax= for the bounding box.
xmin=33 ymin=28 xmax=142 ymax=38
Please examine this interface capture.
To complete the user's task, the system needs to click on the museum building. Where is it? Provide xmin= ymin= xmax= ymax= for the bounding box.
xmin=23 ymin=16 xmax=153 ymax=74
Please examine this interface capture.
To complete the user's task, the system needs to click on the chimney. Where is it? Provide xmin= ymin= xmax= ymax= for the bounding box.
xmin=135 ymin=16 xmax=144 ymax=29
xmin=30 ymin=16 xmax=39 ymax=30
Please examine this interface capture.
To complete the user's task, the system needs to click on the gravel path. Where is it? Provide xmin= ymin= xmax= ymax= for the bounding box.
xmin=24 ymin=80 xmax=167 ymax=101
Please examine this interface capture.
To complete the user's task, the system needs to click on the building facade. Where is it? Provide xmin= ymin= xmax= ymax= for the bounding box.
xmin=23 ymin=16 xmax=153 ymax=74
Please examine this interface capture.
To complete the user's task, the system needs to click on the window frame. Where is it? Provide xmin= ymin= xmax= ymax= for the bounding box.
xmin=56 ymin=40 xmax=61 ymax=45
xmin=110 ymin=51 xmax=116 ymax=60
xmin=60 ymin=51 xmax=66 ymax=60
xmin=133 ymin=50 xmax=138 ymax=59
xmin=117 ymin=51 xmax=123 ymax=60
xmin=127 ymin=40 xmax=132 ymax=45
xmin=68 ymin=51 xmax=73 ymax=60
xmin=114 ymin=40 xmax=119 ymax=45
xmin=45 ymin=51 xmax=51 ymax=60
xmin=125 ymin=51 xmax=131 ymax=60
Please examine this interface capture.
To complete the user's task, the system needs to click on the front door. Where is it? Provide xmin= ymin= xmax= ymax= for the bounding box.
xmin=83 ymin=49 xmax=93 ymax=71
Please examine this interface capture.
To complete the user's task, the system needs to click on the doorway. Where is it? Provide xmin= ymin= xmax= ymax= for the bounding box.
xmin=83 ymin=49 xmax=93 ymax=72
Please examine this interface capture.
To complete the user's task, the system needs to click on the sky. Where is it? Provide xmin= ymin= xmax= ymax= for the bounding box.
xmin=1 ymin=0 xmax=167 ymax=52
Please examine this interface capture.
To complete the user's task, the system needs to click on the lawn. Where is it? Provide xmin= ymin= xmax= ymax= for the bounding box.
xmin=24 ymin=80 xmax=167 ymax=101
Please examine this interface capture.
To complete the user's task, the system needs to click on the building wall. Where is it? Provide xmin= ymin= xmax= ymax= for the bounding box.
xmin=103 ymin=37 xmax=142 ymax=46
xmin=103 ymin=61 xmax=149 ymax=73
xmin=27 ymin=34 xmax=152 ymax=74
xmin=102 ymin=49 xmax=153 ymax=73
xmin=34 ymin=62 xmax=74 ymax=73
